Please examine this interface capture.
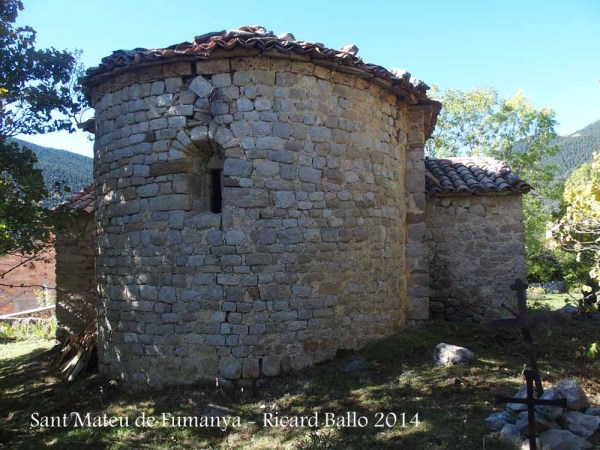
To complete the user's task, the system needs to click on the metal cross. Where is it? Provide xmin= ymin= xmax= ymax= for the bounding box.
xmin=483 ymin=279 xmax=568 ymax=450
xmin=495 ymin=369 xmax=567 ymax=450
xmin=483 ymin=279 xmax=545 ymax=395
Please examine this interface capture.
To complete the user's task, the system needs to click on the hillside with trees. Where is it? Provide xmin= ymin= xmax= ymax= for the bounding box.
xmin=10 ymin=138 xmax=92 ymax=206
xmin=546 ymin=119 xmax=600 ymax=180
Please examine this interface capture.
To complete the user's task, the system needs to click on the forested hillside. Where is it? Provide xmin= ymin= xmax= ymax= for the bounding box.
xmin=545 ymin=119 xmax=600 ymax=180
xmin=10 ymin=138 xmax=93 ymax=206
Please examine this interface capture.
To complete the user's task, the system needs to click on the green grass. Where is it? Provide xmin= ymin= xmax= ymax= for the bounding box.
xmin=0 ymin=319 xmax=57 ymax=342
xmin=1 ymin=316 xmax=599 ymax=449
xmin=527 ymin=289 xmax=581 ymax=311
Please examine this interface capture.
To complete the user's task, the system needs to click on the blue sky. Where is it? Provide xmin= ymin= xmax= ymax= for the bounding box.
xmin=15 ymin=0 xmax=600 ymax=157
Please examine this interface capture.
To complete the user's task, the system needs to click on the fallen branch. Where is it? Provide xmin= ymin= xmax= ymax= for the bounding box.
xmin=54 ymin=320 xmax=97 ymax=381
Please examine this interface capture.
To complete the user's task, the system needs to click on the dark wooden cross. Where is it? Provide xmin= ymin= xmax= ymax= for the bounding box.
xmin=495 ymin=370 xmax=567 ymax=450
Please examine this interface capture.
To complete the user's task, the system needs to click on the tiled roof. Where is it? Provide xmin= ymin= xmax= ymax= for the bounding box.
xmin=82 ymin=25 xmax=434 ymax=104
xmin=51 ymin=185 xmax=95 ymax=214
xmin=425 ymin=157 xmax=531 ymax=195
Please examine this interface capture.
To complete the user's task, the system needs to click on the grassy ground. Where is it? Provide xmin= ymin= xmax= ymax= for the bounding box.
xmin=526 ymin=290 xmax=577 ymax=311
xmin=1 ymin=314 xmax=599 ymax=450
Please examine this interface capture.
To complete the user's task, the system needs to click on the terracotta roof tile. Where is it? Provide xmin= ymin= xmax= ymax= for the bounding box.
xmin=51 ymin=185 xmax=95 ymax=214
xmin=82 ymin=25 xmax=434 ymax=104
xmin=425 ymin=157 xmax=531 ymax=195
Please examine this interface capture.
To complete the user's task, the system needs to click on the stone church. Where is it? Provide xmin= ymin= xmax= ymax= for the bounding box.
xmin=55 ymin=26 xmax=530 ymax=388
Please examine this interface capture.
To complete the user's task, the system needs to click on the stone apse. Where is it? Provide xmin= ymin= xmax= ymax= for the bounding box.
xmin=81 ymin=26 xmax=440 ymax=387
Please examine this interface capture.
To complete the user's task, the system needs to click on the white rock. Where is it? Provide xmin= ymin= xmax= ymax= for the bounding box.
xmin=338 ymin=44 xmax=358 ymax=55
xmin=556 ymin=380 xmax=590 ymax=411
xmin=559 ymin=411 xmax=600 ymax=439
xmin=484 ymin=411 xmax=515 ymax=431
xmin=537 ymin=387 xmax=565 ymax=419
xmin=277 ymin=32 xmax=295 ymax=41
xmin=515 ymin=411 xmax=560 ymax=434
xmin=507 ymin=384 xmax=528 ymax=412
xmin=499 ymin=423 xmax=522 ymax=447
xmin=433 ymin=343 xmax=474 ymax=366
xmin=538 ymin=429 xmax=593 ymax=449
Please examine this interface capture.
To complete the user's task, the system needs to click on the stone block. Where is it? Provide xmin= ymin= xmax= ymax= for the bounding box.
xmin=245 ymin=253 xmax=272 ymax=265
xmin=242 ymin=358 xmax=259 ymax=378
xmin=217 ymin=274 xmax=241 ymax=286
xmin=189 ymin=75 xmax=214 ymax=97
xmin=225 ymin=230 xmax=246 ymax=245
xmin=275 ymin=191 xmax=295 ymax=208
xmin=223 ymin=158 xmax=253 ymax=178
xmin=225 ymin=188 xmax=268 ymax=207
xmin=196 ymin=59 xmax=230 ymax=74
xmin=227 ymin=312 xmax=242 ymax=324
xmin=219 ymin=358 xmax=241 ymax=379
xmin=190 ymin=214 xmax=221 ymax=230
xmin=261 ymin=355 xmax=281 ymax=377
xmin=255 ymin=159 xmax=280 ymax=177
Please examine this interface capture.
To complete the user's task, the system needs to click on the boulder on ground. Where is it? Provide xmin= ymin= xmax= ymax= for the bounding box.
xmin=538 ymin=429 xmax=593 ymax=449
xmin=484 ymin=411 xmax=516 ymax=431
xmin=585 ymin=406 xmax=600 ymax=416
xmin=536 ymin=387 xmax=565 ymax=419
xmin=559 ymin=411 xmax=600 ymax=439
xmin=556 ymin=380 xmax=590 ymax=411
xmin=433 ymin=343 xmax=474 ymax=366
xmin=515 ymin=411 xmax=560 ymax=434
xmin=507 ymin=384 xmax=528 ymax=412
xmin=499 ymin=423 xmax=522 ymax=447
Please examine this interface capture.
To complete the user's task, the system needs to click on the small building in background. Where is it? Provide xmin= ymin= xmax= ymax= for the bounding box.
xmin=0 ymin=247 xmax=55 ymax=316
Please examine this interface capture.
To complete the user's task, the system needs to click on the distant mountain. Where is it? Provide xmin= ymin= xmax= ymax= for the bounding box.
xmin=10 ymin=138 xmax=93 ymax=206
xmin=545 ymin=119 xmax=600 ymax=180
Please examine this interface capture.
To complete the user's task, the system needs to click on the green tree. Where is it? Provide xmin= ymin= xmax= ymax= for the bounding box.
xmin=556 ymin=153 xmax=600 ymax=300
xmin=426 ymin=87 xmax=558 ymax=187
xmin=0 ymin=0 xmax=83 ymax=263
xmin=426 ymin=87 xmax=561 ymax=282
xmin=0 ymin=0 xmax=84 ymax=137
xmin=0 ymin=140 xmax=51 ymax=255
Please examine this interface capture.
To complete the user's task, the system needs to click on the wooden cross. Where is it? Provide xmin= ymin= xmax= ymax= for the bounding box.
xmin=495 ymin=370 xmax=567 ymax=450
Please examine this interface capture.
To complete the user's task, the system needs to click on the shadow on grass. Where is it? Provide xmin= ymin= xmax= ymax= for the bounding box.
xmin=0 ymin=318 xmax=598 ymax=449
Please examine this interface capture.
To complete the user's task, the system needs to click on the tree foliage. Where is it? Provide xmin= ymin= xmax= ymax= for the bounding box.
xmin=0 ymin=0 xmax=84 ymax=137
xmin=556 ymin=153 xmax=600 ymax=284
xmin=0 ymin=140 xmax=51 ymax=255
xmin=426 ymin=87 xmax=562 ymax=283
xmin=11 ymin=138 xmax=93 ymax=206
xmin=426 ymin=87 xmax=559 ymax=188
xmin=545 ymin=119 xmax=600 ymax=181
xmin=0 ymin=0 xmax=84 ymax=260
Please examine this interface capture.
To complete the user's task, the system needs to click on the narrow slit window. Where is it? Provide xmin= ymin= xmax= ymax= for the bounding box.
xmin=210 ymin=169 xmax=222 ymax=213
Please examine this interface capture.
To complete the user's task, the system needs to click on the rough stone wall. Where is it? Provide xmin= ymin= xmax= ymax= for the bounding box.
xmin=55 ymin=214 xmax=97 ymax=341
xmin=404 ymin=107 xmax=431 ymax=324
xmin=426 ymin=194 xmax=526 ymax=321
xmin=0 ymin=248 xmax=55 ymax=315
xmin=88 ymin=55 xmax=419 ymax=387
